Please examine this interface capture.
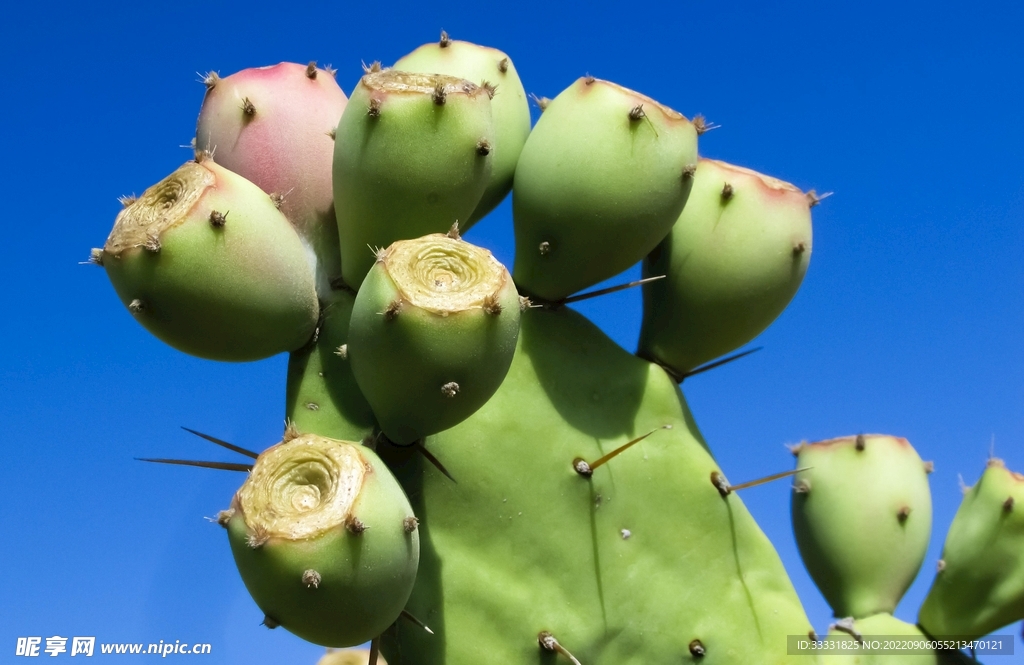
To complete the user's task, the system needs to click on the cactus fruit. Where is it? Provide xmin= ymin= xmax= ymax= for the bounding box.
xmin=333 ymin=70 xmax=494 ymax=289
xmin=394 ymin=35 xmax=531 ymax=227
xmin=918 ymin=458 xmax=1024 ymax=640
xmin=225 ymin=433 xmax=419 ymax=648
xmin=195 ymin=62 xmax=348 ymax=293
xmin=347 ymin=234 xmax=520 ymax=444
xmin=376 ymin=306 xmax=814 ymax=664
xmin=790 ymin=435 xmax=933 ymax=619
xmin=285 ymin=289 xmax=377 ymax=442
xmin=318 ymin=649 xmax=387 ymax=665
xmin=511 ymin=77 xmax=698 ymax=302
xmin=99 ymin=158 xmax=319 ymax=361
xmin=638 ymin=158 xmax=814 ymax=376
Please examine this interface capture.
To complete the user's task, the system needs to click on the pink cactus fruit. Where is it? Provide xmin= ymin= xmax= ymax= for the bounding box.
xmin=196 ymin=62 xmax=347 ymax=292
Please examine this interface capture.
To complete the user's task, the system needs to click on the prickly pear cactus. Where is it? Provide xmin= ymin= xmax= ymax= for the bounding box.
xmin=94 ymin=30 xmax=1020 ymax=665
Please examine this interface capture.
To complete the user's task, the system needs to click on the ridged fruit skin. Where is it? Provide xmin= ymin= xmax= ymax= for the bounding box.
xmin=821 ymin=613 xmax=977 ymax=665
xmin=101 ymin=160 xmax=318 ymax=361
xmin=195 ymin=62 xmax=348 ymax=291
xmin=227 ymin=435 xmax=419 ymax=648
xmin=285 ymin=289 xmax=377 ymax=441
xmin=511 ymin=77 xmax=698 ymax=301
xmin=347 ymin=236 xmax=521 ymax=444
xmin=377 ymin=307 xmax=815 ymax=665
xmin=918 ymin=459 xmax=1024 ymax=639
xmin=394 ymin=39 xmax=531 ymax=227
xmin=333 ymin=71 xmax=494 ymax=289
xmin=638 ymin=158 xmax=813 ymax=375
xmin=791 ymin=435 xmax=932 ymax=619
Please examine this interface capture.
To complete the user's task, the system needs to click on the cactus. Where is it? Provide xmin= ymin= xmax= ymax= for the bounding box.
xmin=93 ymin=30 xmax=1019 ymax=665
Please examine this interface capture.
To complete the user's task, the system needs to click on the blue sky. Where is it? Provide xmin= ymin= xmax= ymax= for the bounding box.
xmin=1 ymin=0 xmax=1022 ymax=662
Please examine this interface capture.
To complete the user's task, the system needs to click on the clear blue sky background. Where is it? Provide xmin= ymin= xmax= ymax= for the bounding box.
xmin=1 ymin=0 xmax=1022 ymax=662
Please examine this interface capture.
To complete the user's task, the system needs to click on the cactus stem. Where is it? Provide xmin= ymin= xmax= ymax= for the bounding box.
xmin=807 ymin=190 xmax=833 ymax=208
xmin=689 ymin=639 xmax=706 ymax=657
xmin=498 ymin=57 xmax=509 ymax=73
xmin=441 ymin=382 xmax=460 ymax=398
xmin=414 ymin=441 xmax=457 ymax=484
xmin=529 ymin=93 xmax=551 ymax=111
xmin=241 ymin=97 xmax=256 ymax=117
xmin=897 ymin=506 xmax=912 ymax=523
xmin=209 ymin=210 xmax=227 ymax=228
xmin=439 ymin=30 xmax=451 ymax=47
xmin=574 ymin=426 xmax=673 ymax=477
xmin=692 ymin=114 xmax=720 ymax=135
xmin=855 ymin=434 xmax=866 ymax=451
xmin=305 ymin=61 xmax=318 ymax=79
xmin=716 ymin=467 xmax=811 ymax=497
xmin=720 ymin=183 xmax=734 ymax=202
xmin=538 ymin=631 xmax=582 ymax=665
xmin=477 ymin=138 xmax=492 ymax=155
xmin=400 ymin=609 xmax=434 ymax=634
xmin=561 ymin=275 xmax=665 ymax=306
xmin=302 ymin=569 xmax=321 ymax=588
xmin=829 ymin=618 xmax=864 ymax=644
xmin=136 ymin=457 xmax=253 ymax=472
xmin=346 ymin=516 xmax=368 ymax=534
xmin=1004 ymin=496 xmax=1016 ymax=512
xmin=262 ymin=614 xmax=279 ymax=629
xmin=181 ymin=426 xmax=259 ymax=459
xmin=334 ymin=344 xmax=348 ymax=359
xmin=403 ymin=516 xmax=420 ymax=533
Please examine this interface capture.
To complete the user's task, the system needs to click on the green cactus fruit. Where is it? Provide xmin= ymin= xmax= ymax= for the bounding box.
xmin=820 ymin=613 xmax=977 ymax=665
xmin=791 ymin=435 xmax=933 ymax=619
xmin=225 ymin=433 xmax=419 ymax=647
xmin=285 ymin=289 xmax=377 ymax=441
xmin=195 ymin=62 xmax=347 ymax=293
xmin=918 ymin=458 xmax=1024 ymax=640
xmin=99 ymin=158 xmax=319 ymax=361
xmin=638 ymin=158 xmax=815 ymax=376
xmin=394 ymin=34 xmax=531 ymax=228
xmin=333 ymin=70 xmax=494 ymax=289
xmin=511 ymin=76 xmax=698 ymax=302
xmin=377 ymin=306 xmax=815 ymax=664
xmin=347 ymin=233 xmax=520 ymax=445
xmin=318 ymin=648 xmax=387 ymax=665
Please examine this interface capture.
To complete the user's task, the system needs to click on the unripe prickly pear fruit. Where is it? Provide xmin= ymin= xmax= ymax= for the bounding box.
xmin=918 ymin=458 xmax=1024 ymax=640
xmin=394 ymin=34 xmax=531 ymax=227
xmin=285 ymin=289 xmax=377 ymax=442
xmin=347 ymin=233 xmax=520 ymax=444
xmin=512 ymin=76 xmax=698 ymax=301
xmin=98 ymin=158 xmax=319 ymax=361
xmin=225 ymin=434 xmax=419 ymax=647
xmin=821 ymin=613 xmax=976 ymax=664
xmin=318 ymin=649 xmax=387 ymax=665
xmin=790 ymin=435 xmax=933 ymax=619
xmin=638 ymin=158 xmax=814 ymax=376
xmin=196 ymin=62 xmax=347 ymax=292
xmin=333 ymin=70 xmax=494 ymax=289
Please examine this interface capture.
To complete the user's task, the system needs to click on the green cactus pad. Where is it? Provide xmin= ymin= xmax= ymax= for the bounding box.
xmin=348 ymin=234 xmax=520 ymax=444
xmin=638 ymin=158 xmax=814 ymax=376
xmin=511 ymin=77 xmax=698 ymax=301
xmin=820 ymin=613 xmax=977 ymax=665
xmin=285 ymin=289 xmax=377 ymax=441
xmin=333 ymin=70 xmax=494 ymax=289
xmin=918 ymin=458 xmax=1024 ymax=639
xmin=791 ymin=435 xmax=933 ymax=619
xmin=226 ymin=434 xmax=419 ymax=647
xmin=377 ymin=307 xmax=814 ymax=664
xmin=100 ymin=158 xmax=319 ymax=361
xmin=394 ymin=36 xmax=531 ymax=227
